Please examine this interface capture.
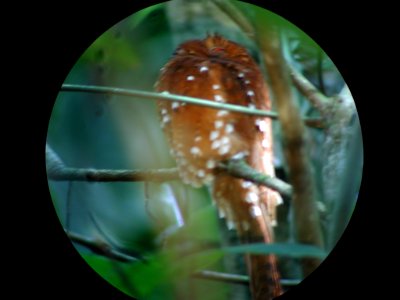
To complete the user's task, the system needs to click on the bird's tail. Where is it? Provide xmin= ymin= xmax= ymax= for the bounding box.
xmin=212 ymin=173 xmax=282 ymax=300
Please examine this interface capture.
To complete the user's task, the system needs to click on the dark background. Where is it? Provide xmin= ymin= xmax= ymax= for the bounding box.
xmin=11 ymin=0 xmax=380 ymax=299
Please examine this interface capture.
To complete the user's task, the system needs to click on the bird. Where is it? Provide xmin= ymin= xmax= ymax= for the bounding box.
xmin=155 ymin=33 xmax=283 ymax=300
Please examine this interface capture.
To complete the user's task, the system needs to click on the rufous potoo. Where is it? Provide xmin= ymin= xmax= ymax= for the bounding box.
xmin=155 ymin=33 xmax=283 ymax=300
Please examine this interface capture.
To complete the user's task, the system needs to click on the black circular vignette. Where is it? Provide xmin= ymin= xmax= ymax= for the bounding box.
xmin=20 ymin=0 xmax=378 ymax=299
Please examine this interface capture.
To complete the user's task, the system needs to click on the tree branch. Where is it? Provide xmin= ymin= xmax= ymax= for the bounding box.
xmin=289 ymin=65 xmax=331 ymax=117
xmin=60 ymin=83 xmax=321 ymax=127
xmin=218 ymin=159 xmax=292 ymax=198
xmin=61 ymin=83 xmax=278 ymax=118
xmin=253 ymin=16 xmax=324 ymax=277
xmin=46 ymin=144 xmax=292 ymax=196
xmin=46 ymin=144 xmax=180 ymax=182
xmin=66 ymin=229 xmax=139 ymax=263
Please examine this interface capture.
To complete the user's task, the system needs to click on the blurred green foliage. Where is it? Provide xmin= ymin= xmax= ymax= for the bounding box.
xmin=47 ymin=1 xmax=362 ymax=299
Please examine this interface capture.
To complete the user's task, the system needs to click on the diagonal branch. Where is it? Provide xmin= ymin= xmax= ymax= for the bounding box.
xmin=288 ymin=65 xmax=332 ymax=117
xmin=66 ymin=229 xmax=139 ymax=263
xmin=218 ymin=159 xmax=292 ymax=198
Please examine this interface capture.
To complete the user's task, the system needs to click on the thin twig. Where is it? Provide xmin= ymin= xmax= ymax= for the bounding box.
xmin=65 ymin=229 xmax=138 ymax=263
xmin=193 ymin=270 xmax=300 ymax=287
xmin=60 ymin=83 xmax=321 ymax=127
xmin=61 ymin=83 xmax=278 ymax=118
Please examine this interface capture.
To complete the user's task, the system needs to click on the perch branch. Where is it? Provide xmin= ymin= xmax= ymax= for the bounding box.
xmin=218 ymin=159 xmax=292 ymax=197
xmin=288 ymin=65 xmax=331 ymax=117
xmin=66 ymin=229 xmax=138 ymax=263
xmin=61 ymin=83 xmax=278 ymax=118
xmin=46 ymin=144 xmax=292 ymax=196
xmin=60 ymin=84 xmax=321 ymax=127
xmin=253 ymin=17 xmax=324 ymax=276
xmin=46 ymin=144 xmax=179 ymax=182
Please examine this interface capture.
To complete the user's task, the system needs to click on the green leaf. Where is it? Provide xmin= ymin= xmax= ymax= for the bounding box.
xmin=127 ymin=3 xmax=164 ymax=29
xmin=79 ymin=30 xmax=138 ymax=68
xmin=82 ymin=254 xmax=135 ymax=297
xmin=223 ymin=243 xmax=327 ymax=259
xmin=126 ymin=256 xmax=169 ymax=297
xmin=170 ymin=205 xmax=220 ymax=243
xmin=170 ymin=249 xmax=224 ymax=278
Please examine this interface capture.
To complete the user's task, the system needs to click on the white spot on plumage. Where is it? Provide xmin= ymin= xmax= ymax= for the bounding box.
xmin=187 ymin=75 xmax=195 ymax=81
xmin=232 ymin=151 xmax=248 ymax=159
xmin=194 ymin=136 xmax=202 ymax=142
xmin=238 ymin=72 xmax=245 ymax=78
xmin=242 ymin=181 xmax=252 ymax=188
xmin=215 ymin=120 xmax=224 ymax=129
xmin=245 ymin=80 xmax=251 ymax=84
xmin=218 ymin=144 xmax=231 ymax=155
xmin=212 ymin=84 xmax=220 ymax=90
xmin=249 ymin=205 xmax=262 ymax=217
xmin=214 ymin=95 xmax=224 ymax=102
xmin=162 ymin=115 xmax=170 ymax=123
xmin=227 ymin=221 xmax=235 ymax=230
xmin=161 ymin=108 xmax=168 ymax=115
xmin=246 ymin=192 xmax=259 ymax=203
xmin=262 ymin=139 xmax=269 ymax=148
xmin=218 ymin=208 xmax=225 ymax=218
xmin=255 ymin=119 xmax=268 ymax=132
xmin=171 ymin=102 xmax=179 ymax=109
xmin=200 ymin=66 xmax=208 ymax=72
xmin=217 ymin=110 xmax=229 ymax=117
xmin=211 ymin=140 xmax=221 ymax=149
xmin=225 ymin=124 xmax=234 ymax=134
xmin=190 ymin=146 xmax=201 ymax=155
xmin=197 ymin=169 xmax=205 ymax=178
xmin=220 ymin=136 xmax=230 ymax=145
xmin=206 ymin=159 xmax=216 ymax=169
xmin=210 ymin=131 xmax=219 ymax=141
xmin=247 ymin=90 xmax=255 ymax=96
